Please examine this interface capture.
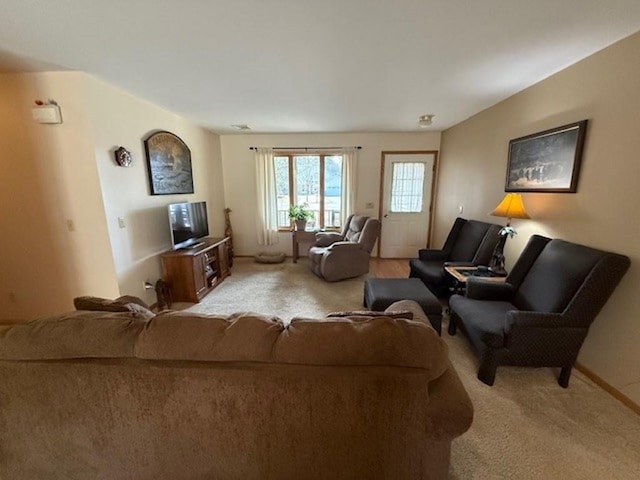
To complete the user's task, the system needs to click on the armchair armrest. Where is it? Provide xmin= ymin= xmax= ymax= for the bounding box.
xmin=503 ymin=311 xmax=586 ymax=353
xmin=465 ymin=278 xmax=515 ymax=300
xmin=327 ymin=241 xmax=361 ymax=251
xmin=418 ymin=249 xmax=448 ymax=262
xmin=504 ymin=311 xmax=566 ymax=330
xmin=314 ymin=232 xmax=343 ymax=247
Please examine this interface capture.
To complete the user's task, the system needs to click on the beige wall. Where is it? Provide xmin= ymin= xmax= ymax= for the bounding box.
xmin=87 ymin=76 xmax=225 ymax=305
xmin=437 ymin=32 xmax=640 ymax=404
xmin=220 ymin=132 xmax=440 ymax=256
xmin=0 ymin=72 xmax=119 ymax=319
xmin=0 ymin=72 xmax=224 ymax=318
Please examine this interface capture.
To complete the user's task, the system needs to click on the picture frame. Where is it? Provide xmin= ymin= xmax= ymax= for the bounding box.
xmin=505 ymin=120 xmax=588 ymax=193
xmin=144 ymin=131 xmax=194 ymax=195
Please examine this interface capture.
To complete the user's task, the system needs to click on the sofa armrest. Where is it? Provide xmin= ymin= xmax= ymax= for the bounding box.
xmin=384 ymin=300 xmax=429 ymax=325
xmin=466 ymin=278 xmax=515 ymax=300
xmin=314 ymin=232 xmax=343 ymax=247
xmin=423 ymin=362 xmax=474 ymax=441
xmin=418 ymin=249 xmax=448 ymax=261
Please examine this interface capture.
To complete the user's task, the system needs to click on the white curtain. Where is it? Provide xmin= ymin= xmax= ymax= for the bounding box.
xmin=340 ymin=147 xmax=358 ymax=226
xmin=255 ymin=147 xmax=279 ymax=245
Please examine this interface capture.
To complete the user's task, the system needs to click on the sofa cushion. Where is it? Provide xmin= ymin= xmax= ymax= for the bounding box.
xmin=275 ymin=316 xmax=448 ymax=378
xmin=134 ymin=311 xmax=284 ymax=362
xmin=0 ymin=311 xmax=146 ymax=360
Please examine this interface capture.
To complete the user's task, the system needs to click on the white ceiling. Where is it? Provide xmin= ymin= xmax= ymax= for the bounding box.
xmin=1 ymin=0 xmax=640 ymax=133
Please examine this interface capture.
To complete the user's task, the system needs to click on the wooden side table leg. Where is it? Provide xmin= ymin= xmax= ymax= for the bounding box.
xmin=292 ymin=233 xmax=298 ymax=263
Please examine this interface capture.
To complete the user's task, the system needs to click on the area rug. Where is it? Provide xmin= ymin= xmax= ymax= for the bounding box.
xmin=183 ymin=257 xmax=367 ymax=322
xmin=184 ymin=258 xmax=640 ymax=479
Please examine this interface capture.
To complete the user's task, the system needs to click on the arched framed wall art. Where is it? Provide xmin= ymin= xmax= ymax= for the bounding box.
xmin=143 ymin=131 xmax=194 ymax=195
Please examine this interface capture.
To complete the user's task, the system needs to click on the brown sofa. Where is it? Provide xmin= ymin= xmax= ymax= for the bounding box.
xmin=0 ymin=300 xmax=473 ymax=480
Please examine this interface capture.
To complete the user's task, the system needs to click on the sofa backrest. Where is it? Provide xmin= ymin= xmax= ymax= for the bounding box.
xmin=0 ymin=308 xmax=467 ymax=480
xmin=512 ymin=238 xmax=630 ymax=319
xmin=1 ymin=310 xmax=447 ymax=376
xmin=0 ymin=310 xmax=147 ymax=360
xmin=447 ymin=218 xmax=501 ymax=264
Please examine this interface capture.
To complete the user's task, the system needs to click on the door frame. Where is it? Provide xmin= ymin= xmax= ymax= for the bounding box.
xmin=377 ymin=150 xmax=439 ymax=258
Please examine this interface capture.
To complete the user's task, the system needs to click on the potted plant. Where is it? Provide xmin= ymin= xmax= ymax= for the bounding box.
xmin=288 ymin=203 xmax=314 ymax=231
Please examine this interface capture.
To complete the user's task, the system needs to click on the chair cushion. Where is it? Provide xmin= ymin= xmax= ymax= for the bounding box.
xmin=344 ymin=215 xmax=367 ymax=242
xmin=448 ymin=221 xmax=492 ymax=262
xmin=408 ymin=259 xmax=446 ymax=285
xmin=513 ymin=240 xmax=603 ymax=313
xmin=449 ymin=295 xmax=518 ymax=348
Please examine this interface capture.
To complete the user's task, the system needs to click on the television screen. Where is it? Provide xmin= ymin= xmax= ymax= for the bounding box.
xmin=168 ymin=201 xmax=210 ymax=250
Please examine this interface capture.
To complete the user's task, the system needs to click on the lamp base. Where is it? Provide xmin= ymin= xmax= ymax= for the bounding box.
xmin=488 ymin=234 xmax=508 ymax=277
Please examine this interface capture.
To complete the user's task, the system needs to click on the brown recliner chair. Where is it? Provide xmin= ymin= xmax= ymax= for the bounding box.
xmin=308 ymin=214 xmax=381 ymax=282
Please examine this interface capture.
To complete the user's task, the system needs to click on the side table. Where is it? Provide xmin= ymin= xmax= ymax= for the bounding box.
xmin=444 ymin=266 xmax=506 ymax=295
xmin=291 ymin=230 xmax=318 ymax=263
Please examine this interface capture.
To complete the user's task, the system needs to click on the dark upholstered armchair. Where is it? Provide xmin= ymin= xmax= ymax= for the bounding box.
xmin=308 ymin=214 xmax=381 ymax=282
xmin=409 ymin=217 xmax=502 ymax=297
xmin=449 ymin=234 xmax=630 ymax=388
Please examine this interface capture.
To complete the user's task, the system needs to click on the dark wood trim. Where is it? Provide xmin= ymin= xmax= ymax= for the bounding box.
xmin=575 ymin=362 xmax=640 ymax=416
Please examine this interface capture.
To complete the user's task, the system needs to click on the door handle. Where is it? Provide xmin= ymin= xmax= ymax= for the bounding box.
xmin=383 ymin=213 xmax=389 ymax=218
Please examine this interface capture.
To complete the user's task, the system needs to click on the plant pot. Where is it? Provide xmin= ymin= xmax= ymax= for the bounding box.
xmin=295 ymin=219 xmax=307 ymax=231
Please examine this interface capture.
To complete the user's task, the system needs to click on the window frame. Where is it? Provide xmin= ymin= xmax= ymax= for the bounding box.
xmin=275 ymin=152 xmax=342 ymax=232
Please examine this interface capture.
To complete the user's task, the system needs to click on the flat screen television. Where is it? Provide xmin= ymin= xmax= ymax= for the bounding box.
xmin=168 ymin=201 xmax=210 ymax=250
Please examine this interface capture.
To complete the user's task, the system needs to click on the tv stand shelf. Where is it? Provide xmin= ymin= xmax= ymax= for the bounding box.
xmin=160 ymin=237 xmax=230 ymax=303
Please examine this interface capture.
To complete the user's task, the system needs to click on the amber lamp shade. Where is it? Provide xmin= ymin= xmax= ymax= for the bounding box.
xmin=488 ymin=193 xmax=530 ymax=275
xmin=490 ymin=193 xmax=530 ymax=225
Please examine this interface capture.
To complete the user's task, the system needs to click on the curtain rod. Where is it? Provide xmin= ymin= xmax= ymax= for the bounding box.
xmin=249 ymin=146 xmax=362 ymax=151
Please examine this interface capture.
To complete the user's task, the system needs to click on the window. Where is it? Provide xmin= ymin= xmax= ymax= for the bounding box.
xmin=274 ymin=153 xmax=343 ymax=229
xmin=390 ymin=162 xmax=425 ymax=213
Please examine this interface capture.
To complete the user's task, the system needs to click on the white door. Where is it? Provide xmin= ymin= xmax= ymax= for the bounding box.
xmin=380 ymin=152 xmax=436 ymax=258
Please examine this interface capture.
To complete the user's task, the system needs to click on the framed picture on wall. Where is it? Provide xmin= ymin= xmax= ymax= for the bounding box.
xmin=505 ymin=120 xmax=588 ymax=193
xmin=144 ymin=131 xmax=194 ymax=195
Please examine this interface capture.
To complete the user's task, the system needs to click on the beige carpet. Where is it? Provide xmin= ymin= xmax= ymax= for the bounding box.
xmin=184 ymin=258 xmax=640 ymax=479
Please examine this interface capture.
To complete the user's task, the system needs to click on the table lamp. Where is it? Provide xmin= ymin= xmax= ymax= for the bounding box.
xmin=488 ymin=193 xmax=530 ymax=275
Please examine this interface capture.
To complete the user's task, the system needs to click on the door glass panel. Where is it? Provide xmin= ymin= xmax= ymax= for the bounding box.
xmin=390 ymin=162 xmax=425 ymax=212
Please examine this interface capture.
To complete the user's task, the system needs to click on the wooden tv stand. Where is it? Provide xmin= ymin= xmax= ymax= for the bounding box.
xmin=160 ymin=237 xmax=230 ymax=303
